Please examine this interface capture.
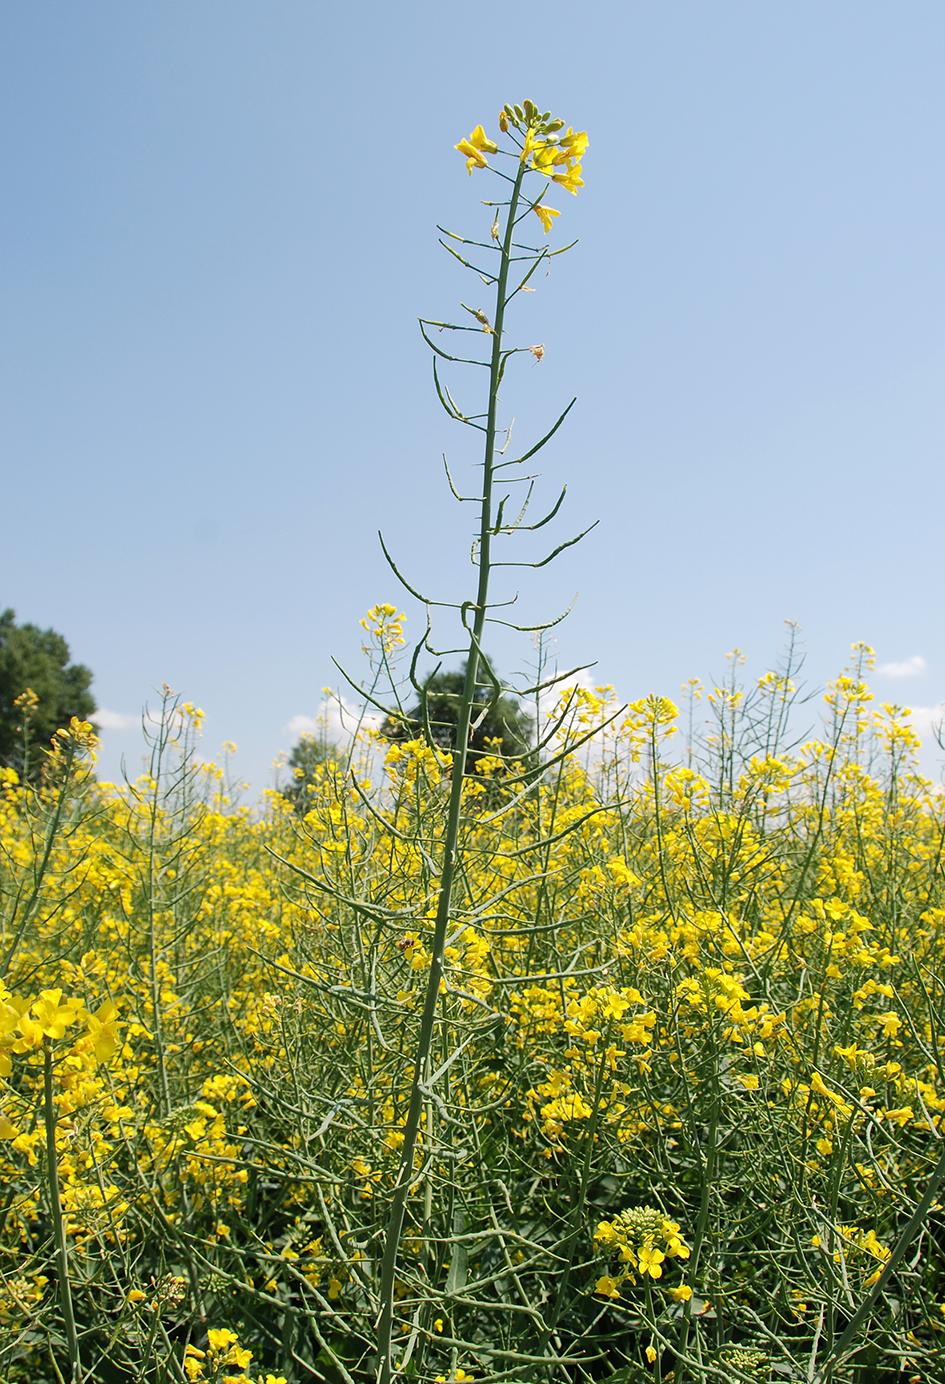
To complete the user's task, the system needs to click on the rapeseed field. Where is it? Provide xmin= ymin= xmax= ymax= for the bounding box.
xmin=2 ymin=102 xmax=943 ymax=1384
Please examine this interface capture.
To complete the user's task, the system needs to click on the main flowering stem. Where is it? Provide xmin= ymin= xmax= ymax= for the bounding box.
xmin=44 ymin=1038 xmax=82 ymax=1382
xmin=373 ymin=157 xmax=527 ymax=1384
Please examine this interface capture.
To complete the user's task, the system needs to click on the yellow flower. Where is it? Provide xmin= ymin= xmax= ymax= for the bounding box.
xmin=875 ymin=1011 xmax=902 ymax=1039
xmin=455 ymin=124 xmax=497 ymax=174
xmin=552 ymin=160 xmax=584 ymax=195
xmin=183 ymin=1346 xmax=206 ymax=1382
xmin=668 ymin=1283 xmax=693 ymax=1302
xmin=531 ymin=142 xmax=558 ymax=172
xmin=468 ymin=124 xmax=497 ymax=154
xmin=455 ymin=139 xmax=487 ymax=174
xmin=810 ymin=1071 xmax=851 ymax=1112
xmin=533 ymin=204 xmax=560 ymax=235
xmin=207 ymin=1329 xmax=239 ymax=1352
xmin=86 ymin=999 xmax=120 ymax=1062
xmin=30 ymin=989 xmax=83 ymax=1040
xmin=558 ymin=127 xmax=589 ymax=159
xmin=594 ymin=1274 xmax=621 ymax=1298
xmin=638 ymin=1243 xmax=665 ymax=1279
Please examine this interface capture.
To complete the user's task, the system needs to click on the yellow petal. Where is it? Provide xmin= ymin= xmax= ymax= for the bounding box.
xmin=469 ymin=124 xmax=498 ymax=154
xmin=533 ymin=204 xmax=560 ymax=234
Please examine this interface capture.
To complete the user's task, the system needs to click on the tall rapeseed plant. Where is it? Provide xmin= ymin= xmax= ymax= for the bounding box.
xmin=372 ymin=100 xmax=592 ymax=1384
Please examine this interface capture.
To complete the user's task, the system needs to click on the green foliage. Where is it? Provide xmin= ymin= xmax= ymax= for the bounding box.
xmin=283 ymin=731 xmax=341 ymax=812
xmin=0 ymin=608 xmax=96 ymax=781
xmin=383 ymin=660 xmax=533 ymax=770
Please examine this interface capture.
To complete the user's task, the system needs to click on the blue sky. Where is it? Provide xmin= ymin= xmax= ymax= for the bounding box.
xmin=3 ymin=2 xmax=943 ymax=793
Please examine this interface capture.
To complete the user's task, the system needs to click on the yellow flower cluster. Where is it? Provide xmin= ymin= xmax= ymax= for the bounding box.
xmin=184 ymin=1328 xmax=286 ymax=1384
xmin=811 ymin=1223 xmax=891 ymax=1288
xmin=1 ymin=643 xmax=944 ymax=1377
xmin=360 ymin=602 xmax=406 ymax=655
xmin=0 ymin=986 xmax=119 ymax=1073
xmin=454 ymin=99 xmax=587 ymax=236
xmin=594 ymin=1206 xmax=691 ymax=1297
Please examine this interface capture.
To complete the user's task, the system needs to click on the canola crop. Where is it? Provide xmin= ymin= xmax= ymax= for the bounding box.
xmin=1 ymin=652 xmax=944 ymax=1384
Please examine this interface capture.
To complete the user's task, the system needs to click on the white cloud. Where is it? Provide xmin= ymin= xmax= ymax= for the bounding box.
xmin=92 ymin=708 xmax=139 ymax=732
xmin=287 ymin=714 xmax=319 ymax=738
xmin=906 ymin=703 xmax=945 ymax=743
xmin=877 ymin=654 xmax=927 ymax=679
xmin=287 ymin=695 xmax=382 ymax=747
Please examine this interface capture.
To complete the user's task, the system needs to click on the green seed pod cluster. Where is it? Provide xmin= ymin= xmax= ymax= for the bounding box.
xmin=503 ymin=101 xmax=565 ymax=138
xmin=717 ymin=1345 xmax=770 ymax=1380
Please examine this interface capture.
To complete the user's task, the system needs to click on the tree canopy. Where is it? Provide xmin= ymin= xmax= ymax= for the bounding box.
xmin=382 ymin=661 xmax=533 ymax=771
xmin=282 ymin=731 xmax=341 ymax=813
xmin=0 ymin=608 xmax=96 ymax=780
xmin=285 ymin=661 xmax=533 ymax=811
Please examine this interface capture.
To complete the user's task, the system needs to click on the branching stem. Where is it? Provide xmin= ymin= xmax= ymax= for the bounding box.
xmin=374 ymin=155 xmax=528 ymax=1384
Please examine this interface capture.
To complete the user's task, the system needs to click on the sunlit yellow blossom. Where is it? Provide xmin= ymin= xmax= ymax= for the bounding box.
xmin=558 ymin=127 xmax=589 ymax=159
xmin=669 ymin=1283 xmax=693 ymax=1301
xmin=533 ymin=204 xmax=560 ymax=234
xmin=552 ymin=160 xmax=584 ymax=194
xmin=595 ymin=1274 xmax=621 ymax=1298
xmin=467 ymin=124 xmax=497 ymax=153
xmin=638 ymin=1243 xmax=665 ymax=1279
xmin=207 ymin=1329 xmax=239 ymax=1351
xmin=455 ymin=124 xmax=497 ymax=174
xmin=30 ymin=989 xmax=83 ymax=1040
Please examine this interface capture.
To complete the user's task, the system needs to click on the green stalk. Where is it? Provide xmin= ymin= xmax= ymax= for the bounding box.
xmin=817 ymin=1134 xmax=945 ymax=1381
xmin=529 ymin=1046 xmax=609 ymax=1378
xmin=43 ymin=1038 xmax=82 ymax=1382
xmin=374 ymin=154 xmax=528 ymax=1384
xmin=675 ymin=1044 xmax=720 ymax=1379
xmin=2 ymin=739 xmax=76 ymax=976
xmin=145 ymin=700 xmax=172 ymax=1119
